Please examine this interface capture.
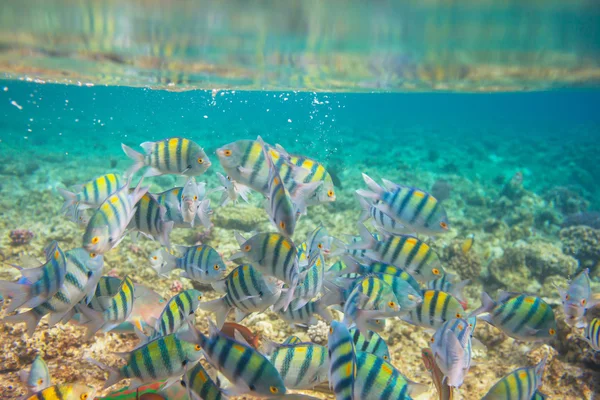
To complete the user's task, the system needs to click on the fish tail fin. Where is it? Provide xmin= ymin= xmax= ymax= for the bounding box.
xmin=3 ymin=309 xmax=42 ymax=337
xmin=130 ymin=176 xmax=149 ymax=205
xmin=280 ymin=281 xmax=297 ymax=312
xmin=197 ymin=199 xmax=212 ymax=229
xmin=121 ymin=143 xmax=145 ymax=177
xmin=347 ymin=223 xmax=376 ymax=250
xmin=314 ymin=299 xmax=332 ymax=322
xmin=86 ymin=357 xmax=122 ymax=389
xmin=361 ymin=173 xmax=385 ymax=195
xmin=159 ymin=221 xmax=174 ymax=249
xmin=0 ymin=280 xmax=32 ymax=313
xmin=468 ymin=292 xmax=495 ymax=318
xmin=450 ymin=279 xmax=471 ymax=305
xmin=356 ymin=193 xmax=372 ymax=222
xmin=292 ymin=181 xmax=322 ymax=216
xmin=197 ymin=298 xmax=231 ymax=329
xmin=57 ymin=187 xmax=78 ymax=213
xmin=77 ymin=305 xmax=105 ymax=340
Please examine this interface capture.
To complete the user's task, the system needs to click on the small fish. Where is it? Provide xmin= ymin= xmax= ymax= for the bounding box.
xmin=155 ymin=186 xmax=211 ymax=229
xmin=277 ymin=299 xmax=331 ymax=328
xmin=180 ymin=319 xmax=287 ymax=397
xmin=83 ymin=178 xmax=148 ymax=254
xmin=182 ymin=361 xmax=226 ymax=400
xmin=349 ymin=328 xmax=391 ymax=361
xmin=78 ymin=275 xmax=135 ymax=339
xmin=150 ymin=245 xmax=226 ymax=284
xmin=265 ymin=340 xmax=328 ymax=389
xmin=216 ymin=139 xmax=271 ymax=194
xmin=343 ymin=275 xmax=401 ymax=338
xmin=358 ymin=174 xmax=450 ymax=236
xmin=327 ymin=321 xmax=356 ymax=400
xmin=355 ymin=351 xmax=428 ymax=400
xmin=122 ymin=137 xmax=211 ymax=177
xmin=427 ymin=275 xmax=470 ymax=309
xmin=284 ymin=251 xmax=325 ymax=310
xmin=558 ymin=268 xmax=595 ymax=328
xmin=421 ymin=348 xmax=454 ymax=400
xmin=306 ymin=224 xmax=334 ymax=258
xmin=88 ymin=332 xmax=203 ymax=390
xmin=470 ymin=292 xmax=557 ymax=342
xmin=429 ymin=318 xmax=473 ymax=388
xmin=65 ymin=205 xmax=93 ymax=227
xmin=461 ymin=234 xmax=474 ymax=254
xmin=129 ymin=193 xmax=174 ymax=248
xmin=151 ymin=289 xmax=203 ymax=339
xmin=404 ymin=290 xmax=466 ymax=330
xmin=0 ymin=241 xmax=67 ymax=313
xmin=23 ymin=383 xmax=96 ymax=400
xmin=216 ymin=172 xmax=251 ymax=206
xmin=220 ymin=322 xmax=260 ymax=349
xmin=357 ymin=195 xmax=410 ymax=236
xmin=181 ymin=177 xmax=204 ymax=225
xmin=349 ymin=223 xmax=446 ymax=282
xmin=58 ymin=173 xmax=124 ymax=212
xmin=344 ymin=258 xmax=422 ymax=294
xmin=481 ymin=356 xmax=547 ymax=400
xmin=230 ymin=232 xmax=299 ymax=311
xmin=583 ymin=317 xmax=600 ymax=351
xmin=18 ymin=355 xmax=51 ymax=395
xmin=372 ymin=272 xmax=423 ymax=311
xmin=199 ymin=264 xmax=283 ymax=328
xmin=4 ymin=249 xmax=104 ymax=336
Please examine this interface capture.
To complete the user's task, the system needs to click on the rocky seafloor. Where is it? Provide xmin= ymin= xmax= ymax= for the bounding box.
xmin=1 ymin=138 xmax=600 ymax=400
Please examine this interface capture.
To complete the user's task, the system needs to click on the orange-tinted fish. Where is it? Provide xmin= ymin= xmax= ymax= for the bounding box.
xmin=422 ymin=347 xmax=454 ymax=400
xmin=220 ymin=322 xmax=260 ymax=349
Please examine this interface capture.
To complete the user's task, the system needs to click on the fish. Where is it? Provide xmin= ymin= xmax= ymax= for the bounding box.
xmin=461 ymin=234 xmax=475 ymax=254
xmin=341 ymin=257 xmax=422 ymax=294
xmin=23 ymin=383 xmax=96 ymax=400
xmin=0 ymin=241 xmax=67 ymax=313
xmin=583 ymin=317 xmax=600 ymax=351
xmin=264 ymin=340 xmax=329 ymax=389
xmin=65 ymin=205 xmax=93 ymax=227
xmin=277 ymin=299 xmax=331 ymax=328
xmin=220 ymin=322 xmax=260 ymax=349
xmin=199 ymin=264 xmax=283 ymax=328
xmin=349 ymin=223 xmax=446 ymax=282
xmin=357 ymin=174 xmax=450 ymax=236
xmin=342 ymin=275 xmax=402 ymax=336
xmin=327 ymin=321 xmax=356 ymax=400
xmin=558 ymin=268 xmax=595 ymax=328
xmin=3 ymin=248 xmax=104 ymax=336
xmin=283 ymin=336 xmax=303 ymax=345
xmin=96 ymin=381 xmax=186 ymax=400
xmin=404 ymin=290 xmax=466 ymax=330
xmin=83 ymin=178 xmax=148 ymax=254
xmin=216 ymin=139 xmax=272 ymax=194
xmin=481 ymin=356 xmax=547 ymax=400
xmin=349 ymin=328 xmax=391 ymax=361
xmin=306 ymin=224 xmax=334 ymax=258
xmin=87 ymin=332 xmax=204 ymax=390
xmin=357 ymin=195 xmax=411 ymax=236
xmin=122 ymin=137 xmax=211 ymax=177
xmin=427 ymin=275 xmax=470 ymax=309
xmin=285 ymin=250 xmax=325 ymax=310
xmin=421 ymin=348 xmax=454 ymax=400
xmin=470 ymin=292 xmax=557 ymax=342
xmin=230 ymin=232 xmax=300 ymax=311
xmin=180 ymin=319 xmax=287 ymax=397
xmin=155 ymin=186 xmax=211 ymax=229
xmin=150 ymin=245 xmax=227 ymax=284
xmin=77 ymin=275 xmax=135 ymax=339
xmin=216 ymin=172 xmax=251 ymax=207
xmin=181 ymin=177 xmax=205 ymax=225
xmin=429 ymin=318 xmax=472 ymax=388
xmin=58 ymin=173 xmax=124 ymax=212
xmin=150 ymin=289 xmax=203 ymax=339
xmin=128 ymin=193 xmax=174 ymax=248
xmin=182 ymin=361 xmax=226 ymax=400
xmin=354 ymin=351 xmax=427 ymax=400
xmin=18 ymin=354 xmax=51 ymax=395
xmin=372 ymin=272 xmax=423 ymax=311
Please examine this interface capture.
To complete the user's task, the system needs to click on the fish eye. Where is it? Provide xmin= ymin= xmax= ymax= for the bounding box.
xmin=244 ymin=245 xmax=251 ymax=251
xmin=549 ymin=328 xmax=556 ymax=335
xmin=440 ymin=221 xmax=448 ymax=229
xmin=388 ymin=301 xmax=396 ymax=308
xmin=224 ymin=149 xmax=232 ymax=157
xmin=383 ymin=355 xmax=389 ymax=360
xmin=432 ymin=268 xmax=440 ymax=275
xmin=195 ymin=344 xmax=202 ymax=351
xmin=81 ymin=394 xmax=89 ymax=400
xmin=280 ymin=221 xmax=286 ymax=229
xmin=152 ymin=256 xmax=158 ymax=260
xmin=197 ymin=295 xmax=202 ymax=300
xmin=375 ymin=320 xmax=381 ymax=324
xmin=270 ymin=386 xmax=279 ymax=394
xmin=197 ymin=158 xmax=204 ymax=164
xmin=91 ymin=236 xmax=99 ymax=244
xmin=214 ymin=264 xmax=220 ymax=270
xmin=430 ymin=337 xmax=435 ymax=343
xmin=456 ymin=313 xmax=462 ymax=318
xmin=329 ymin=327 xmax=334 ymax=334
xmin=90 ymin=252 xmax=97 ymax=258
xmin=565 ymin=294 xmax=570 ymax=301
xmin=193 ymin=195 xmax=198 ymax=201
xmin=327 ymin=190 xmax=334 ymax=197
xmin=317 ymin=243 xmax=323 ymax=249
xmin=38 ymin=378 xmax=44 ymax=385
xmin=581 ymin=299 xmax=587 ymax=306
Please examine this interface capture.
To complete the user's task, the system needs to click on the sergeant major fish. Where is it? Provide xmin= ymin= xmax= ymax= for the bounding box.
xmin=481 ymin=356 xmax=547 ymax=400
xmin=18 ymin=355 xmax=51 ymax=395
xmin=128 ymin=193 xmax=174 ymax=248
xmin=58 ymin=173 xmax=124 ymax=213
xmin=558 ymin=268 xmax=596 ymax=328
xmin=150 ymin=245 xmax=226 ymax=284
xmin=23 ymin=383 xmax=96 ymax=400
xmin=264 ymin=339 xmax=329 ymax=390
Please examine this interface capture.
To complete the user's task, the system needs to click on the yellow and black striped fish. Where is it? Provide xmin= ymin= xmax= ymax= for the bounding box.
xmin=482 ymin=356 xmax=547 ymax=400
xmin=406 ymin=290 xmax=465 ymax=329
xmin=24 ymin=383 xmax=96 ymax=400
xmin=58 ymin=173 xmax=123 ymax=212
xmin=122 ymin=137 xmax=211 ymax=177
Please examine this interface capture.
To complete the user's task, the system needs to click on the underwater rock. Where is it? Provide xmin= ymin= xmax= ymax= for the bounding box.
xmin=439 ymin=238 xmax=482 ymax=280
xmin=307 ymin=320 xmax=329 ymax=345
xmin=544 ymin=186 xmax=590 ymax=215
xmin=8 ymin=229 xmax=34 ymax=246
xmin=562 ymin=211 xmax=600 ymax=229
xmin=212 ymin=204 xmax=266 ymax=232
xmin=499 ymin=171 xmax=526 ymax=201
xmin=486 ymin=240 xmax=577 ymax=293
xmin=560 ymin=226 xmax=600 ymax=272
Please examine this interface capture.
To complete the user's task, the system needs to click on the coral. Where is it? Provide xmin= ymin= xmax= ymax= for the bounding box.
xmin=307 ymin=320 xmax=329 ymax=345
xmin=562 ymin=212 xmax=600 ymax=230
xmin=485 ymin=240 xmax=577 ymax=293
xmin=499 ymin=171 xmax=526 ymax=201
xmin=170 ymin=280 xmax=183 ymax=293
xmin=8 ymin=229 xmax=34 ymax=246
xmin=439 ymin=239 xmax=482 ymax=280
xmin=431 ymin=179 xmax=452 ymax=202
xmin=560 ymin=226 xmax=600 ymax=272
xmin=544 ymin=186 xmax=590 ymax=215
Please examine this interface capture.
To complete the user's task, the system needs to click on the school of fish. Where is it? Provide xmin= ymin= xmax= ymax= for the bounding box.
xmin=0 ymin=135 xmax=596 ymax=400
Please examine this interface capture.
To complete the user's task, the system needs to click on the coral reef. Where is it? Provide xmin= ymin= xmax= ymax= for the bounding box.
xmin=544 ymin=186 xmax=590 ymax=215
xmin=439 ymin=238 xmax=482 ymax=280
xmin=562 ymin=212 xmax=600 ymax=229
xmin=8 ymin=229 xmax=34 ymax=246
xmin=560 ymin=226 xmax=600 ymax=273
